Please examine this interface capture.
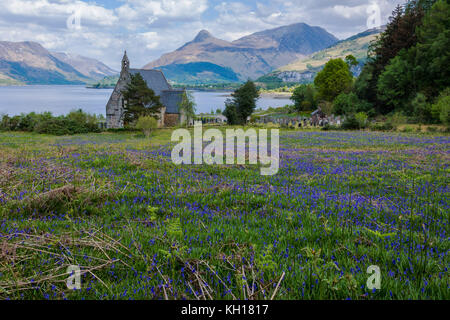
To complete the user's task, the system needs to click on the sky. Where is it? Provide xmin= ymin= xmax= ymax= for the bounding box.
xmin=0 ymin=0 xmax=408 ymax=70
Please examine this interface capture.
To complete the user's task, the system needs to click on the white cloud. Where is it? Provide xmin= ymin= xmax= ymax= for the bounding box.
xmin=116 ymin=0 xmax=208 ymax=27
xmin=333 ymin=4 xmax=367 ymax=19
xmin=0 ymin=0 xmax=118 ymax=28
xmin=0 ymin=0 xmax=408 ymax=69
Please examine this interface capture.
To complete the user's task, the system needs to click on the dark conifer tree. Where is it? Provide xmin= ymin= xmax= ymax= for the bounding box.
xmin=121 ymin=73 xmax=163 ymax=126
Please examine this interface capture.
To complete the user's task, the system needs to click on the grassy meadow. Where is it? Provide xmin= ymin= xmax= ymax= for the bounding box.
xmin=0 ymin=129 xmax=448 ymax=300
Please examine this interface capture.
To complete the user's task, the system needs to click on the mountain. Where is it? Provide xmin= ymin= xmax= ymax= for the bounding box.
xmin=159 ymin=62 xmax=239 ymax=84
xmin=143 ymin=23 xmax=338 ymax=83
xmin=258 ymin=27 xmax=383 ymax=84
xmin=51 ymin=52 xmax=117 ymax=80
xmin=0 ymin=41 xmax=115 ymax=85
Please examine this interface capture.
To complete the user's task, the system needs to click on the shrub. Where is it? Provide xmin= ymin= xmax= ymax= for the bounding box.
xmin=370 ymin=122 xmax=394 ymax=131
xmin=386 ymin=112 xmax=407 ymax=129
xmin=411 ymin=92 xmax=432 ymax=123
xmin=431 ymin=88 xmax=450 ymax=125
xmin=341 ymin=115 xmax=360 ymax=130
xmin=135 ymin=116 xmax=158 ymax=138
xmin=440 ymin=103 xmax=450 ymax=126
xmin=333 ymin=92 xmax=373 ymax=116
xmin=333 ymin=92 xmax=358 ymax=115
xmin=0 ymin=110 xmax=102 ymax=135
xmin=322 ymin=124 xmax=340 ymax=131
xmin=354 ymin=112 xmax=368 ymax=129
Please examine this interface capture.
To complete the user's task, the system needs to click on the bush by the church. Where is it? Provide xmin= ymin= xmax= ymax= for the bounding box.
xmin=135 ymin=116 xmax=158 ymax=138
xmin=0 ymin=110 xmax=102 ymax=135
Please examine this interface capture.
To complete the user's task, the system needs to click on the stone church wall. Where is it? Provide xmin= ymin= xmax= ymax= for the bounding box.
xmin=164 ymin=114 xmax=180 ymax=127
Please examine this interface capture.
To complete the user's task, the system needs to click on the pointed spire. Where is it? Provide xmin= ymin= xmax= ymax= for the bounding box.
xmin=121 ymin=50 xmax=129 ymax=71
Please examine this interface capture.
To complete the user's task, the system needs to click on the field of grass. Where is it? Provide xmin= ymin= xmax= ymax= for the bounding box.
xmin=0 ymin=129 xmax=448 ymax=300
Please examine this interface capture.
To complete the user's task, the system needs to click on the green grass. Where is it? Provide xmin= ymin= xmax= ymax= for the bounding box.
xmin=0 ymin=129 xmax=448 ymax=300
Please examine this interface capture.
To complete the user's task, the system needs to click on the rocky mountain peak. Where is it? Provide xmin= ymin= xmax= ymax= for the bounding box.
xmin=193 ymin=30 xmax=214 ymax=43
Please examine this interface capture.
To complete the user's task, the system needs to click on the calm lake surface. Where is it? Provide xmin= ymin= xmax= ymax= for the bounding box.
xmin=0 ymin=85 xmax=292 ymax=116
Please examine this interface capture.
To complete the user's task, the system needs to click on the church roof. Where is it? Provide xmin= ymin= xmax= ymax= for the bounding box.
xmin=129 ymin=69 xmax=171 ymax=96
xmin=160 ymin=90 xmax=184 ymax=114
xmin=129 ymin=68 xmax=184 ymax=114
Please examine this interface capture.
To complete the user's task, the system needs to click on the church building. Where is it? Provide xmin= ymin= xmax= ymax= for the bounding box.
xmin=106 ymin=51 xmax=186 ymax=128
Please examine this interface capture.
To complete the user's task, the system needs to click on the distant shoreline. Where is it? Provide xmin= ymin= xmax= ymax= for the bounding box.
xmin=214 ymin=92 xmax=292 ymax=99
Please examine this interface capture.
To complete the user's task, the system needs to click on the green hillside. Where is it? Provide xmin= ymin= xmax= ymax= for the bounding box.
xmin=258 ymin=28 xmax=382 ymax=85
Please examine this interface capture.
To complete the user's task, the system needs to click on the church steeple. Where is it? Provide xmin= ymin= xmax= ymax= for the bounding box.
xmin=121 ymin=50 xmax=129 ymax=71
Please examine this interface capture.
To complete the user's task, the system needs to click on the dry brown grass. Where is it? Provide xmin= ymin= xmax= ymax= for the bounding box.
xmin=0 ymin=226 xmax=134 ymax=298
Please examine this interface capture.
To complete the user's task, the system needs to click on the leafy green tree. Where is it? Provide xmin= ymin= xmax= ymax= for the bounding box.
xmin=431 ymin=88 xmax=450 ymax=125
xmin=333 ymin=92 xmax=372 ymax=116
xmin=136 ymin=116 xmax=158 ymax=137
xmin=377 ymin=53 xmax=413 ymax=113
xmin=358 ymin=2 xmax=432 ymax=112
xmin=314 ymin=58 xmax=353 ymax=102
xmin=223 ymin=99 xmax=239 ymax=125
xmin=440 ymin=101 xmax=450 ymax=126
xmin=413 ymin=0 xmax=450 ymax=97
xmin=410 ymin=92 xmax=433 ymax=123
xmin=291 ymin=84 xmax=316 ymax=111
xmin=355 ymin=112 xmax=369 ymax=129
xmin=345 ymin=55 xmax=358 ymax=67
xmin=224 ymin=81 xmax=260 ymax=124
xmin=121 ymin=73 xmax=163 ymax=126
xmin=374 ymin=0 xmax=448 ymax=117
xmin=178 ymin=91 xmax=196 ymax=127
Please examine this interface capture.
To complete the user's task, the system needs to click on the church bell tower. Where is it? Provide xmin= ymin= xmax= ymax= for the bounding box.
xmin=121 ymin=50 xmax=129 ymax=72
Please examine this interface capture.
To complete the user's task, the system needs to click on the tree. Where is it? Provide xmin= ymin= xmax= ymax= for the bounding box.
xmin=223 ymin=99 xmax=239 ymax=125
xmin=178 ymin=91 xmax=196 ymax=127
xmin=345 ymin=55 xmax=359 ymax=67
xmin=431 ymin=88 xmax=450 ymax=125
xmin=358 ymin=2 xmax=430 ymax=111
xmin=373 ymin=0 xmax=448 ymax=117
xmin=136 ymin=116 xmax=158 ymax=138
xmin=377 ymin=52 xmax=413 ymax=113
xmin=224 ymin=81 xmax=260 ymax=124
xmin=333 ymin=92 xmax=372 ymax=116
xmin=291 ymin=84 xmax=316 ymax=111
xmin=410 ymin=92 xmax=432 ymax=123
xmin=354 ymin=112 xmax=369 ymax=129
xmin=314 ymin=58 xmax=353 ymax=102
xmin=413 ymin=0 xmax=450 ymax=97
xmin=121 ymin=73 xmax=163 ymax=126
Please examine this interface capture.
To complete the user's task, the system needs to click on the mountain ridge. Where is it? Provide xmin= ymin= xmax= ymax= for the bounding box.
xmin=143 ymin=22 xmax=339 ymax=82
xmin=51 ymin=52 xmax=117 ymax=80
xmin=257 ymin=27 xmax=383 ymax=85
xmin=0 ymin=41 xmax=116 ymax=85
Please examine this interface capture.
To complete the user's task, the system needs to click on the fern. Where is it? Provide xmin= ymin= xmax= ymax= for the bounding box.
xmin=147 ymin=206 xmax=159 ymax=222
xmin=255 ymin=244 xmax=276 ymax=275
xmin=365 ymin=227 xmax=396 ymax=239
xmin=167 ymin=217 xmax=183 ymax=240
